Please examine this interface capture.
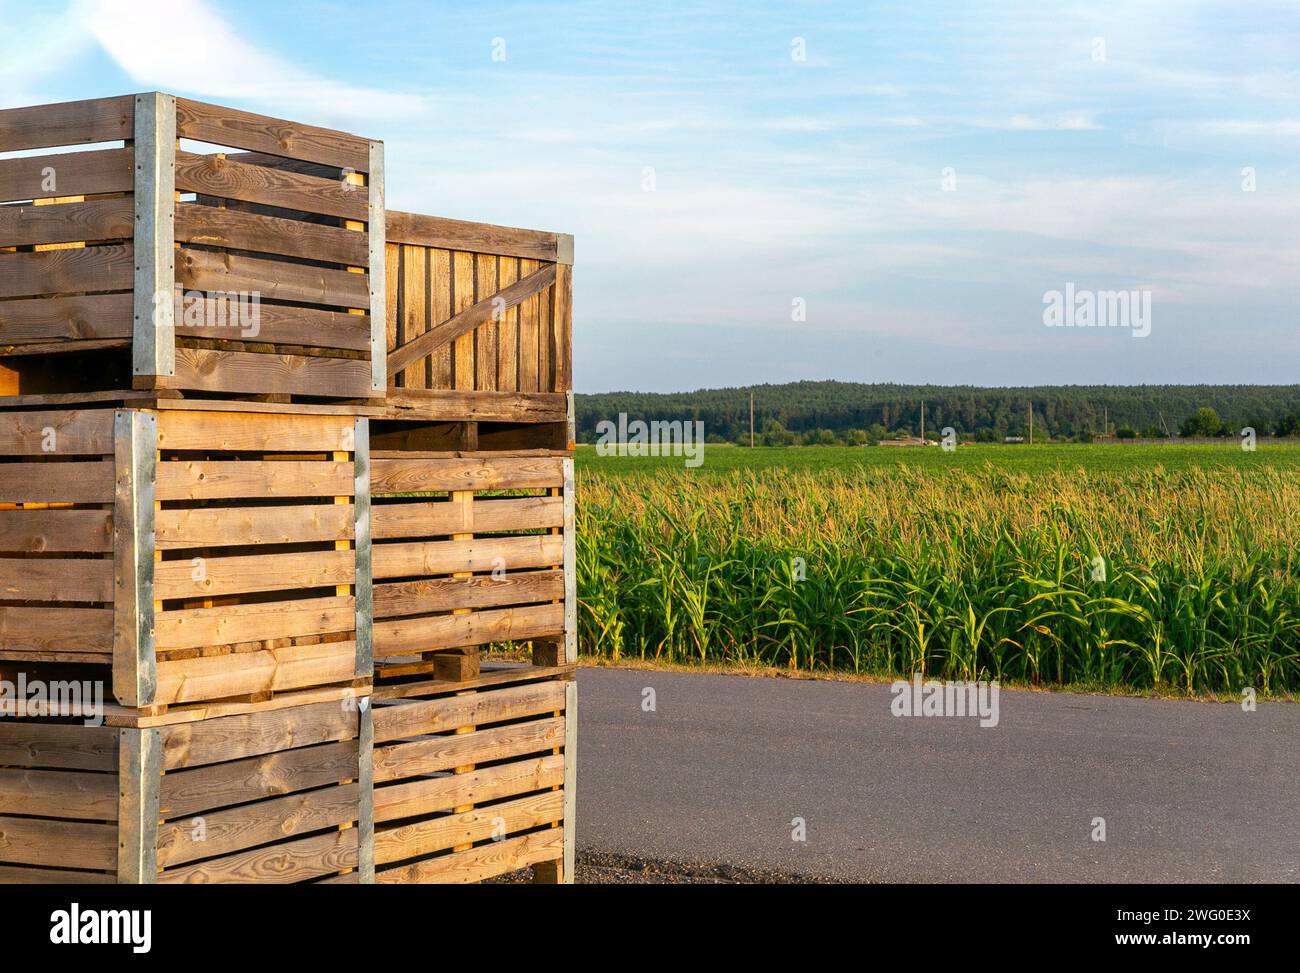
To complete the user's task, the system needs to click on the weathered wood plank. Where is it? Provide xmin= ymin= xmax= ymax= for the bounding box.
xmin=373 ymin=534 xmax=564 ymax=579
xmin=0 ymin=768 xmax=118 ymax=820
xmin=0 ymin=409 xmax=114 ymax=455
xmin=374 ymin=603 xmax=563 ymax=657
xmin=385 ymin=212 xmax=561 ymax=262
xmin=159 ymin=739 xmax=358 ymax=818
xmin=0 ymin=722 xmax=117 ymax=771
xmin=156 ymin=410 xmax=356 ymax=452
xmin=0 ymin=293 xmax=133 ymax=344
xmin=0 ymin=95 xmax=133 ymax=152
xmin=379 ymin=388 xmax=568 ymax=422
xmin=0 ymin=865 xmax=114 ymax=884
xmin=0 ymin=605 xmax=113 ymax=656
xmin=0 ymin=461 xmax=113 ymax=502
xmin=176 ymin=247 xmax=369 ymax=309
xmin=374 ymin=828 xmax=560 ymax=884
xmin=371 ymin=677 xmax=566 ymax=743
xmin=153 ymin=639 xmax=357 ymax=706
xmin=373 ymin=716 xmax=564 ymax=783
xmin=372 ymin=495 xmax=562 ymax=539
xmin=176 ymin=98 xmax=371 ymax=173
xmin=156 ymin=595 xmax=354 ymax=650
xmin=0 ymin=197 xmax=134 ymax=249
xmin=0 ymin=508 xmax=112 ymax=552
xmin=160 ymin=698 xmax=356 ymax=770
xmin=156 ymin=504 xmax=354 ymax=549
xmin=0 ymin=244 xmax=132 ymax=299
xmin=154 ymin=548 xmax=354 ymax=599
xmin=0 ymin=556 xmax=112 ymax=602
xmin=155 ymin=460 xmax=353 ymax=500
xmin=0 ymin=148 xmax=133 ymax=203
xmin=175 ymin=202 xmax=368 ymax=265
xmin=374 ymin=570 xmax=564 ymax=618
xmin=375 ymin=789 xmax=563 ymax=860
xmin=175 ymin=150 xmax=368 ymax=222
xmin=172 ymin=348 xmax=374 ymax=398
xmin=0 ymin=816 xmax=116 ymax=870
xmin=158 ymin=827 xmax=357 ymax=883
xmin=370 ymin=455 xmax=564 ymax=494
xmin=174 ymin=300 xmax=372 ymax=351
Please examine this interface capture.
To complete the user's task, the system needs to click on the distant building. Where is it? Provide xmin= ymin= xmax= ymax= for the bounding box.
xmin=1003 ymin=436 xmax=1025 ymax=444
xmin=878 ymin=437 xmax=933 ymax=447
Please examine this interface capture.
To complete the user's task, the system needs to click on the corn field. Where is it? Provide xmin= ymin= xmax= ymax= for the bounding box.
xmin=576 ymin=459 xmax=1300 ymax=693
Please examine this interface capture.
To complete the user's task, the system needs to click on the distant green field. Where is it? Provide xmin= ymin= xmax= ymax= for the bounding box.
xmin=574 ymin=443 xmax=1300 ymax=695
xmin=577 ymin=442 xmax=1300 ymax=475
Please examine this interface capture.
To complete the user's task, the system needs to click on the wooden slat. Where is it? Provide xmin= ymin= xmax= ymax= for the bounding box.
xmin=156 ymin=410 xmax=356 ymax=452
xmin=380 ymin=388 xmax=568 ymax=422
xmin=519 ymin=257 xmax=540 ymax=392
xmin=475 ymin=253 xmax=498 ymax=391
xmin=387 ymin=263 xmax=556 ymax=379
xmin=374 ymin=570 xmax=564 ymax=618
xmin=372 ymin=679 xmax=566 ymax=743
xmin=0 ymin=409 xmax=114 ymax=455
xmin=0 ymin=605 xmax=113 ymax=656
xmin=0 ymin=557 xmax=112 ymax=602
xmin=497 ymin=256 xmax=519 ymax=391
xmin=172 ymin=348 xmax=374 ymax=398
xmin=156 ymin=504 xmax=354 ymax=549
xmin=158 ymin=783 xmax=358 ymax=867
xmin=174 ymin=300 xmax=372 ymax=351
xmin=374 ymin=716 xmax=564 ymax=783
xmin=373 ymin=534 xmax=564 ymax=579
xmin=158 ymin=828 xmax=357 ymax=884
xmin=0 ymin=816 xmax=116 ymax=870
xmin=175 ymin=202 xmax=368 ymax=265
xmin=370 ymin=455 xmax=564 ymax=494
xmin=0 ymin=508 xmax=112 ymax=552
xmin=176 ymin=98 xmax=371 ymax=173
xmin=175 ymin=150 xmax=368 ymax=222
xmin=385 ymin=212 xmax=561 ymax=262
xmin=0 ymin=197 xmax=134 ymax=249
xmin=376 ymin=756 xmax=563 ymax=823
xmin=176 ymin=247 xmax=369 ymax=309
xmin=0 ymin=722 xmax=117 ymax=771
xmin=375 ymin=827 xmax=561 ymax=884
xmin=155 ymin=460 xmax=353 ymax=500
xmin=374 ymin=603 xmax=563 ymax=657
xmin=375 ymin=789 xmax=563 ymax=860
xmin=0 ymin=244 xmax=132 ymax=299
xmin=429 ymin=248 xmax=452 ymax=387
xmin=0 ymin=461 xmax=113 ymax=502
xmin=159 ymin=739 xmax=358 ymax=818
xmin=161 ymin=698 xmax=356 ymax=770
xmin=0 ymin=95 xmax=133 ymax=152
xmin=554 ymin=263 xmax=572 ymax=391
xmin=153 ymin=639 xmax=358 ymax=705
xmin=154 ymin=548 xmax=354 ymax=599
xmin=0 ymin=865 xmax=114 ymax=884
xmin=156 ymin=595 xmax=354 ymax=650
xmin=0 ymin=293 xmax=133 ymax=345
xmin=0 ymin=768 xmax=117 ymax=820
xmin=452 ymin=250 xmax=475 ymax=391
xmin=0 ymin=148 xmax=133 ymax=203
xmin=400 ymin=245 xmax=428 ymax=389
xmin=373 ymin=495 xmax=562 ymax=539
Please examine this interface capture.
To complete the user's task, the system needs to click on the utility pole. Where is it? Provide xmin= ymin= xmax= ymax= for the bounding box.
xmin=749 ymin=391 xmax=755 ymax=448
xmin=1028 ymin=401 xmax=1033 ymax=445
xmin=1103 ymin=406 xmax=1108 ymax=438
xmin=920 ymin=400 xmax=926 ymax=441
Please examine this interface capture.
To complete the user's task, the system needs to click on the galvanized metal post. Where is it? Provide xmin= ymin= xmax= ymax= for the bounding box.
xmin=117 ymin=727 xmax=161 ymax=884
xmin=132 ymin=92 xmax=176 ymax=382
xmin=357 ymin=701 xmax=375 ymax=883
xmin=352 ymin=417 xmax=372 ymax=679
xmin=563 ymin=680 xmax=577 ymax=884
xmin=113 ymin=410 xmax=157 ymax=707
xmin=367 ymin=141 xmax=387 ymax=393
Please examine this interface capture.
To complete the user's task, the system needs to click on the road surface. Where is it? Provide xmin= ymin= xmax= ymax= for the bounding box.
xmin=574 ymin=667 xmax=1299 ymax=882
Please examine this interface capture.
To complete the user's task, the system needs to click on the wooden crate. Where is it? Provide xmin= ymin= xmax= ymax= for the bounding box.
xmin=372 ymin=667 xmax=574 ymax=883
xmin=0 ymin=94 xmax=385 ymax=401
xmin=0 ymin=405 xmax=372 ymax=712
xmin=380 ymin=212 xmax=571 ymax=424
xmin=370 ymin=450 xmax=575 ymax=679
xmin=0 ymin=695 xmax=373 ymax=883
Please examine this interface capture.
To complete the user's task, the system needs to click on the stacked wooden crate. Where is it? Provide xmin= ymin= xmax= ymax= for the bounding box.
xmin=0 ymin=94 xmax=383 ymax=884
xmin=0 ymin=93 xmax=576 ymax=884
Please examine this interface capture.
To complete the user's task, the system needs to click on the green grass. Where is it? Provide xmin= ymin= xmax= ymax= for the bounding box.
xmin=574 ymin=444 xmax=1300 ymax=696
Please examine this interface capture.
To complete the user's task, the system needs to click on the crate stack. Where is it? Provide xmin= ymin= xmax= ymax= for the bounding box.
xmin=0 ymin=93 xmax=576 ymax=884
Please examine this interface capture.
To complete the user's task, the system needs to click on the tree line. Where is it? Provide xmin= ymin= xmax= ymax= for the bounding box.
xmin=574 ymin=381 xmax=1300 ymax=445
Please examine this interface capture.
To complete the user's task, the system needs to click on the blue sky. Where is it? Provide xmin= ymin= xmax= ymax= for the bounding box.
xmin=4 ymin=0 xmax=1299 ymax=392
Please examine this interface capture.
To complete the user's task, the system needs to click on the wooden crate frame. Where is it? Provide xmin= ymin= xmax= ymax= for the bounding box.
xmin=381 ymin=212 xmax=572 ymax=422
xmin=0 ymin=93 xmax=386 ymax=400
xmin=370 ymin=450 xmax=576 ymax=679
xmin=0 ymin=406 xmax=372 ymax=712
xmin=372 ymin=667 xmax=575 ymax=883
xmin=0 ymin=696 xmax=373 ymax=883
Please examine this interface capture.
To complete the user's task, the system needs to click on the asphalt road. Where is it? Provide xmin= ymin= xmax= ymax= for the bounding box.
xmin=575 ymin=667 xmax=1300 ymax=882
